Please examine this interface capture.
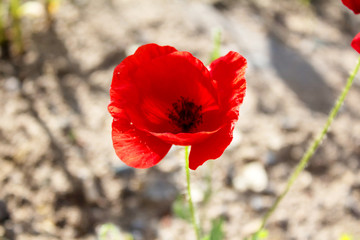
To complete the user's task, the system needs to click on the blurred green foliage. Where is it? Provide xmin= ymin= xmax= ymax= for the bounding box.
xmin=340 ymin=234 xmax=354 ymax=240
xmin=244 ymin=229 xmax=268 ymax=240
xmin=339 ymin=233 xmax=360 ymax=240
xmin=201 ymin=218 xmax=224 ymax=240
xmin=172 ymin=195 xmax=192 ymax=223
xmin=209 ymin=28 xmax=221 ymax=63
xmin=97 ymin=223 xmax=133 ymax=240
xmin=0 ymin=0 xmax=59 ymax=59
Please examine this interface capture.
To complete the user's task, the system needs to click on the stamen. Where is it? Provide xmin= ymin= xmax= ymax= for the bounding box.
xmin=168 ymin=97 xmax=203 ymax=132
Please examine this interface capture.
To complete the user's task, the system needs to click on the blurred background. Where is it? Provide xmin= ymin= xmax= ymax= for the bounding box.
xmin=0 ymin=0 xmax=360 ymax=239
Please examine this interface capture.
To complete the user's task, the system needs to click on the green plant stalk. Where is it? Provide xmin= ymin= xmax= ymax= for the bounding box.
xmin=209 ymin=28 xmax=221 ymax=63
xmin=45 ymin=0 xmax=59 ymax=23
xmin=254 ymin=56 xmax=360 ymax=236
xmin=300 ymin=0 xmax=311 ymax=6
xmin=9 ymin=0 xmax=23 ymax=54
xmin=185 ymin=146 xmax=201 ymax=240
xmin=0 ymin=0 xmax=5 ymax=44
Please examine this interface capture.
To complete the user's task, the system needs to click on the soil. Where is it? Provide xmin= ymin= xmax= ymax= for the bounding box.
xmin=0 ymin=0 xmax=360 ymax=239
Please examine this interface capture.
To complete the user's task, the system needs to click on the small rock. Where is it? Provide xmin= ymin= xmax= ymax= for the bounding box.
xmin=191 ymin=184 xmax=205 ymax=203
xmin=142 ymin=179 xmax=177 ymax=205
xmin=258 ymin=96 xmax=278 ymax=114
xmin=234 ymin=162 xmax=268 ymax=193
xmin=345 ymin=198 xmax=360 ymax=219
xmin=281 ymin=117 xmax=299 ymax=132
xmin=225 ymin=164 xmax=236 ymax=187
xmin=4 ymin=77 xmax=20 ymax=92
xmin=0 ymin=200 xmax=10 ymax=224
xmin=249 ymin=196 xmax=271 ymax=212
xmin=345 ymin=184 xmax=360 ymax=219
xmin=263 ymin=151 xmax=277 ymax=166
xmin=21 ymin=1 xmax=46 ymax=18
xmin=113 ymin=165 xmax=135 ymax=179
xmin=296 ymin=171 xmax=312 ymax=191
xmin=242 ymin=219 xmax=262 ymax=237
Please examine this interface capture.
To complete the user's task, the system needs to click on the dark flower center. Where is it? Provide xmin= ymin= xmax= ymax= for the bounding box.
xmin=168 ymin=96 xmax=203 ymax=132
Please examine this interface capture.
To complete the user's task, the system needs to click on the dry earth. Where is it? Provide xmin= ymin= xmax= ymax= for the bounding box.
xmin=0 ymin=0 xmax=360 ymax=239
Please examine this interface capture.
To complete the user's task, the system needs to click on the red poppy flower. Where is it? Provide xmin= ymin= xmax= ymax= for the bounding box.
xmin=342 ymin=0 xmax=360 ymax=14
xmin=108 ymin=43 xmax=247 ymax=170
xmin=351 ymin=32 xmax=360 ymax=54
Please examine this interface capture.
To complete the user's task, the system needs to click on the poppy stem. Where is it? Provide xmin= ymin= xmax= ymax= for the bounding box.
xmin=184 ymin=146 xmax=201 ymax=240
xmin=254 ymin=56 xmax=360 ymax=237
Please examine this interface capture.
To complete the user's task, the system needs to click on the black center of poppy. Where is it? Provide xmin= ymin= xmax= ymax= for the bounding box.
xmin=168 ymin=96 xmax=203 ymax=132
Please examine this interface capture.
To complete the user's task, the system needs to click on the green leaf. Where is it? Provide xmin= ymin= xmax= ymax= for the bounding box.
xmin=172 ymin=196 xmax=192 ymax=223
xmin=209 ymin=218 xmax=224 ymax=240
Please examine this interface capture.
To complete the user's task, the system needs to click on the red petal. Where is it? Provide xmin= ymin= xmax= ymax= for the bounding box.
xmin=127 ymin=51 xmax=219 ymax=134
xmin=351 ymin=32 xmax=360 ymax=54
xmin=209 ymin=51 xmax=247 ymax=118
xmin=148 ymin=109 xmax=224 ymax=145
xmin=150 ymin=129 xmax=218 ymax=146
xmin=111 ymin=110 xmax=172 ymax=168
xmin=187 ymin=52 xmax=247 ymax=170
xmin=342 ymin=0 xmax=360 ymax=14
xmin=188 ymin=121 xmax=236 ymax=170
xmin=110 ymin=44 xmax=177 ymax=112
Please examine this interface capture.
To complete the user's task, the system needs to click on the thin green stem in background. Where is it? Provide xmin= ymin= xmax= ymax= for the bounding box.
xmin=209 ymin=28 xmax=221 ymax=63
xmin=185 ymin=146 xmax=201 ymax=240
xmin=0 ymin=0 xmax=5 ymax=44
xmin=254 ymin=56 xmax=360 ymax=236
xmin=9 ymin=0 xmax=23 ymax=54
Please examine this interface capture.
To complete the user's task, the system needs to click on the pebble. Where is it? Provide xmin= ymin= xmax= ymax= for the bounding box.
xmin=142 ymin=179 xmax=177 ymax=205
xmin=345 ymin=184 xmax=360 ymax=219
xmin=258 ymin=97 xmax=278 ymax=114
xmin=263 ymin=150 xmax=277 ymax=166
xmin=4 ymin=77 xmax=20 ymax=92
xmin=281 ymin=117 xmax=299 ymax=132
xmin=113 ymin=165 xmax=135 ymax=179
xmin=21 ymin=1 xmax=46 ymax=18
xmin=296 ymin=171 xmax=313 ymax=191
xmin=249 ymin=196 xmax=271 ymax=212
xmin=190 ymin=184 xmax=205 ymax=203
xmin=0 ymin=200 xmax=10 ymax=224
xmin=233 ymin=162 xmax=268 ymax=193
xmin=242 ymin=219 xmax=262 ymax=237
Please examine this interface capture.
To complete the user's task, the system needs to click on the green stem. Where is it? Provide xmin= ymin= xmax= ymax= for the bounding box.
xmin=209 ymin=28 xmax=221 ymax=63
xmin=185 ymin=146 xmax=200 ymax=240
xmin=10 ymin=0 xmax=23 ymax=54
xmin=255 ymin=56 xmax=360 ymax=236
xmin=0 ymin=0 xmax=5 ymax=44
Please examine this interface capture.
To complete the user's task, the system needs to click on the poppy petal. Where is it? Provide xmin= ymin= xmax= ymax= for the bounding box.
xmin=342 ymin=0 xmax=360 ymax=14
xmin=131 ymin=43 xmax=178 ymax=66
xmin=110 ymin=44 xmax=177 ymax=106
xmin=111 ymin=110 xmax=172 ymax=168
xmin=188 ymin=121 xmax=236 ymax=170
xmin=209 ymin=51 xmax=247 ymax=116
xmin=126 ymin=52 xmax=219 ymax=134
xmin=351 ymin=32 xmax=360 ymax=54
xmin=150 ymin=128 xmax=218 ymax=146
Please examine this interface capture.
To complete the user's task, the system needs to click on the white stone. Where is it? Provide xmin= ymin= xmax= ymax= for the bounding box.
xmin=234 ymin=162 xmax=268 ymax=193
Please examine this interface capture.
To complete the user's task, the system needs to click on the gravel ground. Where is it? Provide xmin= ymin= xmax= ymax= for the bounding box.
xmin=0 ymin=0 xmax=360 ymax=239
